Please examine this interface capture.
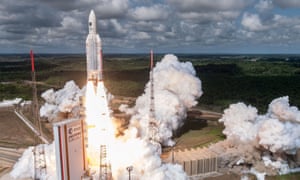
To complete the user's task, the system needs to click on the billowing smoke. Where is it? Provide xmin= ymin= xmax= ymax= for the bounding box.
xmin=120 ymin=54 xmax=203 ymax=146
xmin=220 ymin=96 xmax=300 ymax=155
xmin=112 ymin=54 xmax=203 ymax=179
xmin=110 ymin=138 xmax=187 ymax=179
xmin=217 ymin=96 xmax=300 ymax=176
xmin=10 ymin=143 xmax=56 ymax=180
xmin=40 ymin=80 xmax=84 ymax=122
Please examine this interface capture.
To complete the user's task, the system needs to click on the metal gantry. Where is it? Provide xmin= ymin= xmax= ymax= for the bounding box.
xmin=33 ymin=145 xmax=47 ymax=180
xmin=99 ymin=144 xmax=112 ymax=180
xmin=30 ymin=50 xmax=47 ymax=180
xmin=148 ymin=50 xmax=159 ymax=143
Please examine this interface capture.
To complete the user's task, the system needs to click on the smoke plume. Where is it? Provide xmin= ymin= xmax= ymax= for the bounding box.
xmin=40 ymin=80 xmax=84 ymax=122
xmin=216 ymin=96 xmax=300 ymax=177
xmin=220 ymin=96 xmax=300 ymax=155
xmin=120 ymin=54 xmax=203 ymax=146
xmin=10 ymin=143 xmax=56 ymax=180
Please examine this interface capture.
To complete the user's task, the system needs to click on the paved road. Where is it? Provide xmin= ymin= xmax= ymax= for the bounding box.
xmin=14 ymin=110 xmax=50 ymax=144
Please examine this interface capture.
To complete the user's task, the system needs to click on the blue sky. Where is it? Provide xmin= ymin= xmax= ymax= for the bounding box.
xmin=1 ymin=0 xmax=300 ymax=54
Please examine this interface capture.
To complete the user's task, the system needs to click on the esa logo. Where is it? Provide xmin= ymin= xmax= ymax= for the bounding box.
xmin=68 ymin=128 xmax=73 ymax=135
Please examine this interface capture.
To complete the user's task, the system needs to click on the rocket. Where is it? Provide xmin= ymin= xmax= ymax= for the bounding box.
xmin=86 ymin=10 xmax=103 ymax=85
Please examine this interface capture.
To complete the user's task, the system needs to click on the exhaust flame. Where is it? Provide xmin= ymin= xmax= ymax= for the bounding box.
xmin=85 ymin=81 xmax=114 ymax=169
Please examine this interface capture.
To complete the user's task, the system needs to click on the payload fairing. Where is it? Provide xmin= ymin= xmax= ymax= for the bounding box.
xmin=86 ymin=10 xmax=103 ymax=85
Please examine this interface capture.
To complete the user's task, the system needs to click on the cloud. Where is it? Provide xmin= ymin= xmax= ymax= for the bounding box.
xmin=178 ymin=11 xmax=240 ymax=23
xmin=128 ymin=21 xmax=168 ymax=33
xmin=168 ymin=0 xmax=251 ymax=12
xmin=99 ymin=19 xmax=127 ymax=38
xmin=94 ymin=0 xmax=129 ymax=19
xmin=241 ymin=13 xmax=268 ymax=31
xmin=1 ymin=0 xmax=300 ymax=53
xmin=255 ymin=0 xmax=274 ymax=12
xmin=39 ymin=0 xmax=129 ymax=19
xmin=273 ymin=0 xmax=300 ymax=8
xmin=129 ymin=4 xmax=169 ymax=21
xmin=131 ymin=32 xmax=151 ymax=40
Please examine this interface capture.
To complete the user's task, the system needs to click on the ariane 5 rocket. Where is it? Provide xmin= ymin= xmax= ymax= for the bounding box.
xmin=86 ymin=10 xmax=103 ymax=85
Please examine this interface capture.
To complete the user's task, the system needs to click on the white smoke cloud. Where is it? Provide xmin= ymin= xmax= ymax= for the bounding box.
xmin=267 ymin=96 xmax=300 ymax=123
xmin=112 ymin=54 xmax=202 ymax=179
xmin=10 ymin=143 xmax=56 ymax=180
xmin=220 ymin=96 xmax=300 ymax=155
xmin=110 ymin=138 xmax=187 ymax=180
xmin=40 ymin=80 xmax=84 ymax=122
xmin=121 ymin=54 xmax=203 ymax=146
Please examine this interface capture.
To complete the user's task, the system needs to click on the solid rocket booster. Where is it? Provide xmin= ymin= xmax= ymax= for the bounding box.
xmin=86 ymin=10 xmax=103 ymax=83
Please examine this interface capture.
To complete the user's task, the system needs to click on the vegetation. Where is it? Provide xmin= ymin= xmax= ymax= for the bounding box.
xmin=266 ymin=172 xmax=300 ymax=180
xmin=0 ymin=54 xmax=300 ymax=113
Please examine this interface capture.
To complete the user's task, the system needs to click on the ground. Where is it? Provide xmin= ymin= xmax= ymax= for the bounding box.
xmin=0 ymin=107 xmax=35 ymax=148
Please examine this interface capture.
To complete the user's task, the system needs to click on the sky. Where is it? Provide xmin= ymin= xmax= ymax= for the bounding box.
xmin=1 ymin=0 xmax=300 ymax=54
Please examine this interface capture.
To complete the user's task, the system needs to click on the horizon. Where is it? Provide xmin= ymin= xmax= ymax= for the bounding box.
xmin=1 ymin=52 xmax=300 ymax=56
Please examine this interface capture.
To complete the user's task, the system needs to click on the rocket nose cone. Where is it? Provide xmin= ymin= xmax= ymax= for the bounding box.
xmin=89 ymin=10 xmax=96 ymax=21
xmin=88 ymin=9 xmax=96 ymax=33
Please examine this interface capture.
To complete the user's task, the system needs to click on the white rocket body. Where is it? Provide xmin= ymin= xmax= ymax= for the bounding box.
xmin=86 ymin=10 xmax=103 ymax=83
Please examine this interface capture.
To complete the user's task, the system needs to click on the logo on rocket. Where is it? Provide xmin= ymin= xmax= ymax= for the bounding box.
xmin=86 ymin=10 xmax=103 ymax=85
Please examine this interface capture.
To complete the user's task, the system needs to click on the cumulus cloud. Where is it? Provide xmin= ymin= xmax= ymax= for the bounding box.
xmin=129 ymin=4 xmax=169 ymax=21
xmin=241 ymin=13 xmax=268 ymax=31
xmin=39 ymin=0 xmax=129 ymax=18
xmin=178 ymin=11 xmax=240 ymax=23
xmin=1 ymin=0 xmax=300 ymax=53
xmin=131 ymin=32 xmax=151 ymax=40
xmin=168 ymin=0 xmax=250 ymax=12
xmin=94 ymin=0 xmax=129 ymax=19
xmin=255 ymin=0 xmax=274 ymax=12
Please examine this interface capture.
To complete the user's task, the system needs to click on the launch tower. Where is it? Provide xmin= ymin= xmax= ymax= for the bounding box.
xmin=148 ymin=50 xmax=159 ymax=144
xmin=30 ymin=50 xmax=47 ymax=180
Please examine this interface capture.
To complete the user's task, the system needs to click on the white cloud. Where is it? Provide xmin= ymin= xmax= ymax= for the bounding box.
xmin=255 ymin=0 xmax=273 ymax=12
xmin=94 ymin=0 xmax=129 ymax=19
xmin=110 ymin=19 xmax=127 ymax=34
xmin=178 ymin=11 xmax=240 ymax=23
xmin=129 ymin=4 xmax=169 ymax=21
xmin=241 ymin=13 xmax=268 ymax=31
xmin=132 ymin=32 xmax=151 ymax=40
xmin=60 ymin=16 xmax=84 ymax=32
xmin=153 ymin=24 xmax=167 ymax=32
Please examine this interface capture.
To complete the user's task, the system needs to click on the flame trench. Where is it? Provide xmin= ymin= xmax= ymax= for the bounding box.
xmin=85 ymin=81 xmax=114 ymax=179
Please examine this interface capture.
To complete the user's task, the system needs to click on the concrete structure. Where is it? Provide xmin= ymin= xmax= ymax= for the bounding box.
xmin=165 ymin=147 xmax=220 ymax=177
